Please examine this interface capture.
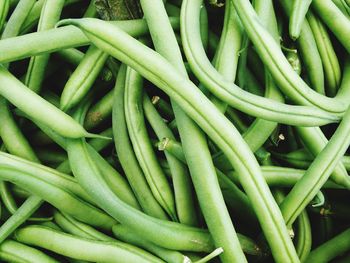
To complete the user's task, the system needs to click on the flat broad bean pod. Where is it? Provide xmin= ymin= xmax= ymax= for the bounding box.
xmin=60 ymin=18 xmax=299 ymax=262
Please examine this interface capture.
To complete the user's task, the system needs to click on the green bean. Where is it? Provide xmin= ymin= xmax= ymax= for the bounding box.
xmin=25 ymin=0 xmax=65 ymax=94
xmin=312 ymin=0 xmax=350 ymax=53
xmin=0 ymin=18 xmax=180 ymax=64
xmin=140 ymin=0 xmax=247 ymax=260
xmin=112 ymin=224 xmax=190 ymax=263
xmin=280 ymin=106 xmax=350 ymax=227
xmin=295 ymin=127 xmax=350 ymax=188
xmin=143 ymin=95 xmax=197 ymax=225
xmin=278 ymin=0 xmax=325 ymax=94
xmin=290 ymin=0 xmax=313 ymax=39
xmin=232 ymin=0 xmax=347 ymax=114
xmin=84 ymin=89 xmax=113 ymax=130
xmin=60 ymin=45 xmax=109 ymax=111
xmin=83 ymin=0 xmax=97 ymax=18
xmin=61 ymin=17 xmax=299 ymax=262
xmin=295 ymin=211 xmax=312 ymax=262
xmin=227 ymin=166 xmax=343 ymax=189
xmin=0 ymin=195 xmax=42 ymax=243
xmin=0 ymin=181 xmax=18 ymax=214
xmin=0 ymin=239 xmax=58 ymax=263
xmin=307 ymin=11 xmax=341 ymax=97
xmin=305 ymin=228 xmax=350 ymax=263
xmin=15 ymin=225 xmax=164 ymax=263
xmin=124 ymin=67 xmax=177 ymax=220
xmin=54 ymin=211 xmax=114 ymax=242
xmin=36 ymin=149 xmax=67 ymax=164
xmin=112 ymin=65 xmax=169 ymax=220
xmin=181 ymin=0 xmax=337 ymax=125
xmin=56 ymin=48 xmax=84 ymax=65
xmin=0 ymin=66 xmax=99 ymax=139
xmin=332 ymin=0 xmax=350 ymax=16
xmin=0 ymin=0 xmax=9 ymax=32
xmin=209 ymin=0 xmax=242 ymax=112
xmin=67 ymin=137 xmax=214 ymax=252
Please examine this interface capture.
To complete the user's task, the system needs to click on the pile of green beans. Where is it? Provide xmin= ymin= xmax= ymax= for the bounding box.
xmin=0 ymin=0 xmax=349 ymax=262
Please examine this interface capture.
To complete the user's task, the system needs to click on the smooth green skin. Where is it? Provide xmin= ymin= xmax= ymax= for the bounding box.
xmin=228 ymin=166 xmax=342 ymax=189
xmin=0 ymin=239 xmax=58 ymax=263
xmin=85 ymin=144 xmax=141 ymax=210
xmin=332 ymin=0 xmax=350 ymax=16
xmin=112 ymin=224 xmax=189 ymax=263
xmin=60 ymin=45 xmax=109 ymax=111
xmin=0 ymin=65 xmax=93 ymax=138
xmin=289 ymin=0 xmax=313 ymax=39
xmin=84 ymin=89 xmax=114 ymax=130
xmin=36 ymin=149 xmax=67 ymax=164
xmin=143 ymin=95 xmax=197 ymax=226
xmin=0 ymin=0 xmax=9 ymax=31
xmin=141 ymin=0 xmax=246 ymax=261
xmin=15 ymin=225 xmax=164 ymax=263
xmin=280 ymin=106 xmax=350 ymax=227
xmin=209 ymin=1 xmax=242 ymax=113
xmin=199 ymin=4 xmax=208 ymax=52
xmin=56 ymin=48 xmax=84 ymax=65
xmin=305 ymin=228 xmax=350 ymax=263
xmin=0 ymin=181 xmax=18 ymax=214
xmin=67 ymin=137 xmax=214 ymax=252
xmin=242 ymin=0 xmax=284 ymax=153
xmin=112 ymin=65 xmax=169 ymax=220
xmin=0 ymin=18 xmax=180 ymax=63
xmin=62 ymin=18 xmax=299 ymax=263
xmin=83 ymin=0 xmax=97 ymax=18
xmin=232 ymin=0 xmax=346 ymax=115
xmin=312 ymin=0 xmax=350 ymax=53
xmin=20 ymin=0 xmax=81 ymax=34
xmin=25 ymin=0 xmax=65 ymax=94
xmin=296 ymin=211 xmax=312 ymax=262
xmin=54 ymin=211 xmax=115 ymax=242
xmin=278 ymin=0 xmax=325 ymax=95
xmin=181 ymin=0 xmax=337 ymax=126
xmin=307 ymin=11 xmax=341 ymax=97
xmin=295 ymin=127 xmax=350 ymax=188
xmin=159 ymin=137 xmax=257 ymax=222
xmin=0 ymin=195 xmax=42 ymax=244
xmin=124 ymin=67 xmax=177 ymax=220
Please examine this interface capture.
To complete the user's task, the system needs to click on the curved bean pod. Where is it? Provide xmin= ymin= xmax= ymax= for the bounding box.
xmin=232 ymin=0 xmax=345 ymax=114
xmin=312 ymin=0 xmax=350 ymax=53
xmin=0 ymin=66 xmax=95 ymax=139
xmin=0 ymin=18 xmax=180 ymax=63
xmin=305 ymin=228 xmax=350 ymax=263
xmin=15 ymin=225 xmax=164 ymax=263
xmin=112 ymin=65 xmax=168 ymax=219
xmin=124 ymin=66 xmax=176 ymax=220
xmin=140 ymin=0 xmax=246 ymax=261
xmin=0 ymin=0 xmax=9 ymax=31
xmin=280 ymin=106 xmax=350 ymax=227
xmin=296 ymin=211 xmax=312 ymax=262
xmin=0 ymin=239 xmax=58 ymax=263
xmin=61 ymin=17 xmax=299 ymax=262
xmin=67 ymin=137 xmax=214 ymax=252
xmin=307 ymin=11 xmax=341 ymax=97
xmin=180 ymin=0 xmax=337 ymax=125
xmin=60 ymin=45 xmax=109 ymax=111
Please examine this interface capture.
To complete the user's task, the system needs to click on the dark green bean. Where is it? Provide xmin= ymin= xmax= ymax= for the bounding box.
xmin=305 ymin=228 xmax=350 ymax=263
xmin=15 ymin=225 xmax=164 ymax=263
xmin=151 ymin=96 xmax=174 ymax=120
xmin=0 ymin=0 xmax=9 ymax=32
